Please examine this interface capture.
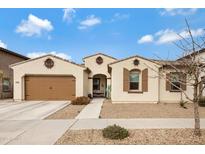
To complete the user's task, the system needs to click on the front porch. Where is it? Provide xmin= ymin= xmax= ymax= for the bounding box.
xmin=92 ymin=74 xmax=107 ymax=97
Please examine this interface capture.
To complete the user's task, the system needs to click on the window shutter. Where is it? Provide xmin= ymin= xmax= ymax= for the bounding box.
xmin=166 ymin=73 xmax=171 ymax=91
xmin=181 ymin=73 xmax=187 ymax=91
xmin=123 ymin=68 xmax=129 ymax=91
xmin=142 ymin=68 xmax=148 ymax=92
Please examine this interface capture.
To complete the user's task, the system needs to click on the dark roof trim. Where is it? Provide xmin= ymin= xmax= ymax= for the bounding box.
xmin=108 ymin=54 xmax=161 ymax=66
xmin=0 ymin=47 xmax=29 ymax=60
xmin=177 ymin=48 xmax=205 ymax=60
xmin=10 ymin=54 xmax=86 ymax=69
xmin=83 ymin=52 xmax=117 ymax=61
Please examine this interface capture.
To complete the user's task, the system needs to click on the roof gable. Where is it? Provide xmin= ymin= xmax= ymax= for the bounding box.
xmin=109 ymin=54 xmax=161 ymax=66
xmin=83 ymin=52 xmax=117 ymax=61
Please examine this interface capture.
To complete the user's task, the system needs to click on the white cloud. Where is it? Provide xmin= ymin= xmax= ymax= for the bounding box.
xmin=110 ymin=13 xmax=130 ymax=22
xmin=0 ymin=40 xmax=7 ymax=48
xmin=16 ymin=14 xmax=53 ymax=37
xmin=160 ymin=8 xmax=198 ymax=16
xmin=138 ymin=35 xmax=154 ymax=44
xmin=156 ymin=29 xmax=179 ymax=44
xmin=156 ymin=28 xmax=205 ymax=44
xmin=78 ymin=15 xmax=101 ymax=30
xmin=138 ymin=28 xmax=205 ymax=45
xmin=27 ymin=51 xmax=72 ymax=60
xmin=63 ymin=8 xmax=76 ymax=23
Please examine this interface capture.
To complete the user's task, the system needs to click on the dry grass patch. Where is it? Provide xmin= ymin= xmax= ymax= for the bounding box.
xmin=56 ymin=129 xmax=205 ymax=145
xmin=46 ymin=105 xmax=85 ymax=119
xmin=100 ymin=100 xmax=205 ymax=118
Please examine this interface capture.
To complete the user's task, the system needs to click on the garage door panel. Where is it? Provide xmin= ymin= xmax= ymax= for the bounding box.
xmin=25 ymin=76 xmax=76 ymax=100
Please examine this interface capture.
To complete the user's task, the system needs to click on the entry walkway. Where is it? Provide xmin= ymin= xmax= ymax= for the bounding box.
xmin=75 ymin=98 xmax=104 ymax=119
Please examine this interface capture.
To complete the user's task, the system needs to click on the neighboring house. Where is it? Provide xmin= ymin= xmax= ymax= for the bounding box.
xmin=10 ymin=52 xmax=204 ymax=103
xmin=0 ymin=47 xmax=29 ymax=99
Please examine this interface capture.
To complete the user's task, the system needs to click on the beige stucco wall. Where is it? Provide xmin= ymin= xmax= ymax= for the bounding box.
xmin=159 ymin=68 xmax=194 ymax=103
xmin=110 ymin=57 xmax=160 ymax=103
xmin=11 ymin=55 xmax=87 ymax=101
xmin=83 ymin=71 xmax=89 ymax=97
xmin=84 ymin=54 xmax=116 ymax=78
xmin=84 ymin=54 xmax=116 ymax=96
xmin=195 ymin=52 xmax=205 ymax=63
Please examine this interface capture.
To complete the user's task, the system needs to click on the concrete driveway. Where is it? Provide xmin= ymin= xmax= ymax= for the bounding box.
xmin=0 ymin=101 xmax=69 ymax=120
xmin=0 ymin=100 xmax=72 ymax=144
xmin=0 ymin=119 xmax=76 ymax=145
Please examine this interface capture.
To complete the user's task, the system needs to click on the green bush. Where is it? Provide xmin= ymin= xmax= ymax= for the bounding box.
xmin=71 ymin=96 xmax=90 ymax=105
xmin=180 ymin=100 xmax=188 ymax=109
xmin=199 ymin=97 xmax=205 ymax=107
xmin=102 ymin=124 xmax=129 ymax=140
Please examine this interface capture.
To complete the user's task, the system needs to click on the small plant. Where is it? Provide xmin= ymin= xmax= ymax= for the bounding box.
xmin=88 ymin=94 xmax=92 ymax=99
xmin=106 ymin=85 xmax=111 ymax=99
xmin=71 ymin=96 xmax=90 ymax=105
xmin=199 ymin=97 xmax=205 ymax=107
xmin=180 ymin=100 xmax=188 ymax=109
xmin=102 ymin=124 xmax=129 ymax=140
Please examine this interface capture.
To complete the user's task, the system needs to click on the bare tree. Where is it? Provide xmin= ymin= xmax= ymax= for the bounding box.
xmin=147 ymin=20 xmax=205 ymax=136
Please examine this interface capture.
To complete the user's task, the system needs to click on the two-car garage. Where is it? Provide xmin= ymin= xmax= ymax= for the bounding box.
xmin=25 ymin=75 xmax=76 ymax=100
xmin=10 ymin=55 xmax=88 ymax=101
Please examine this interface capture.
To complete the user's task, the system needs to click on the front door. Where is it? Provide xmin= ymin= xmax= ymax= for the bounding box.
xmin=93 ymin=78 xmax=104 ymax=97
xmin=93 ymin=78 xmax=100 ymax=91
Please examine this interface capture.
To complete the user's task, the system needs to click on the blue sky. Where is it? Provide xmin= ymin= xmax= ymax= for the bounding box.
xmin=0 ymin=8 xmax=204 ymax=63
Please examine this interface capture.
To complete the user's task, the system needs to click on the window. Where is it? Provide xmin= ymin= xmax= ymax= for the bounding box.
xmin=2 ymin=78 xmax=10 ymax=92
xmin=129 ymin=71 xmax=140 ymax=90
xmin=93 ymin=78 xmax=100 ymax=90
xmin=170 ymin=73 xmax=181 ymax=91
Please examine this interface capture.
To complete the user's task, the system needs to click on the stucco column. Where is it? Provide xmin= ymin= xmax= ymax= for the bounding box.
xmin=106 ymin=78 xmax=111 ymax=98
xmin=88 ymin=78 xmax=93 ymax=97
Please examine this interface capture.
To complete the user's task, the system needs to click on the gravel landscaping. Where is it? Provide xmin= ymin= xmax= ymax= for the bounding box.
xmin=100 ymin=100 xmax=205 ymax=118
xmin=46 ymin=105 xmax=85 ymax=119
xmin=56 ymin=129 xmax=205 ymax=145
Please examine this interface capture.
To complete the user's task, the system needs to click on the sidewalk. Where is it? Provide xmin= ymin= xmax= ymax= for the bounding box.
xmin=75 ymin=98 xmax=104 ymax=119
xmin=71 ymin=118 xmax=205 ymax=130
xmin=2 ymin=118 xmax=205 ymax=144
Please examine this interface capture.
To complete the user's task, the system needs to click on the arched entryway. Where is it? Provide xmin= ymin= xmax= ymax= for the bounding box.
xmin=92 ymin=74 xmax=107 ymax=97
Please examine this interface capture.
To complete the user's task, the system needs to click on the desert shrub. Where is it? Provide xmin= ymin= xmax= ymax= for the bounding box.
xmin=71 ymin=96 xmax=90 ymax=105
xmin=199 ymin=97 xmax=205 ymax=107
xmin=180 ymin=100 xmax=188 ymax=109
xmin=102 ymin=124 xmax=129 ymax=140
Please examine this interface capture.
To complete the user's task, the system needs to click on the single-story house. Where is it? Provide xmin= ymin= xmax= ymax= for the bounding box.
xmin=0 ymin=47 xmax=29 ymax=99
xmin=10 ymin=51 xmax=205 ymax=103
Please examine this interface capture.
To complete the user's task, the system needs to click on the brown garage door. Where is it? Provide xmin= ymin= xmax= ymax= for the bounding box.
xmin=25 ymin=75 xmax=76 ymax=100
